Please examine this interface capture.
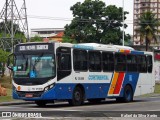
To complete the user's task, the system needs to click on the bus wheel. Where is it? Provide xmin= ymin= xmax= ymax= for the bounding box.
xmin=35 ymin=100 xmax=47 ymax=107
xmin=68 ymin=87 xmax=84 ymax=106
xmin=123 ymin=85 xmax=133 ymax=102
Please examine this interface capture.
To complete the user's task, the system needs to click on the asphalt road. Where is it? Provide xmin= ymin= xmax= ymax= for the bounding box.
xmin=0 ymin=96 xmax=160 ymax=119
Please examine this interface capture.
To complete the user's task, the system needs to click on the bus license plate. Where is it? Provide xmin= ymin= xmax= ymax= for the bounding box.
xmin=25 ymin=93 xmax=33 ymax=98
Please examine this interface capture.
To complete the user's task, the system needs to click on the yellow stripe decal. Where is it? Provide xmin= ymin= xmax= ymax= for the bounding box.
xmin=108 ymin=72 xmax=119 ymax=95
xmin=120 ymin=49 xmax=125 ymax=53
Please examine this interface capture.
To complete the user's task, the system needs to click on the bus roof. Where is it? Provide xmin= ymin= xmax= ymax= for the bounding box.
xmin=72 ymin=43 xmax=134 ymax=51
xmin=19 ymin=42 xmax=134 ymax=51
xmin=17 ymin=42 xmax=153 ymax=55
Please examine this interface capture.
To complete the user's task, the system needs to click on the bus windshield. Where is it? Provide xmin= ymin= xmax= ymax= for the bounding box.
xmin=13 ymin=54 xmax=55 ymax=78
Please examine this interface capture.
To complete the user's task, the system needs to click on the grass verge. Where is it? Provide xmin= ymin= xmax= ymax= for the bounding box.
xmin=155 ymin=83 xmax=160 ymax=94
xmin=0 ymin=89 xmax=15 ymax=103
xmin=0 ymin=76 xmax=14 ymax=103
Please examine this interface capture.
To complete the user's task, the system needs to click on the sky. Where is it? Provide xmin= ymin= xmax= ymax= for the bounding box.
xmin=0 ymin=0 xmax=133 ymax=35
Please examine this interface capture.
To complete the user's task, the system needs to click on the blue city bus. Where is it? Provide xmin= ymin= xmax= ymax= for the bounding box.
xmin=7 ymin=42 xmax=155 ymax=106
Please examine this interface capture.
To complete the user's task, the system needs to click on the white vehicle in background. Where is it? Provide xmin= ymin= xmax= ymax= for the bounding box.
xmin=7 ymin=42 xmax=155 ymax=106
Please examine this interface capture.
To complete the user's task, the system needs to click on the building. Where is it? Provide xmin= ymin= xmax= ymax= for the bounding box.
xmin=133 ymin=0 xmax=160 ymax=82
xmin=133 ymin=0 xmax=160 ymax=45
xmin=30 ymin=28 xmax=64 ymax=42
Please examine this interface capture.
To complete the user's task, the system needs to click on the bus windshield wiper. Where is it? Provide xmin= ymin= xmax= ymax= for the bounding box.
xmin=32 ymin=53 xmax=44 ymax=71
xmin=18 ymin=52 xmax=28 ymax=71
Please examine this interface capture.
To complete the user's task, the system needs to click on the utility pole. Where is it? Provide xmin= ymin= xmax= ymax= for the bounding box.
xmin=122 ymin=0 xmax=124 ymax=46
xmin=0 ymin=0 xmax=29 ymax=51
xmin=4 ymin=0 xmax=8 ymax=37
xmin=11 ymin=0 xmax=14 ymax=52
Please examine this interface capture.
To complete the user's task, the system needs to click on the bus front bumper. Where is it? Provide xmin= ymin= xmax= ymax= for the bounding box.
xmin=12 ymin=89 xmax=56 ymax=101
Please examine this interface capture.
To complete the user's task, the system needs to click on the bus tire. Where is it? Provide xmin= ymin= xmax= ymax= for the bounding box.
xmin=35 ymin=100 xmax=47 ymax=107
xmin=68 ymin=87 xmax=84 ymax=106
xmin=122 ymin=85 xmax=133 ymax=102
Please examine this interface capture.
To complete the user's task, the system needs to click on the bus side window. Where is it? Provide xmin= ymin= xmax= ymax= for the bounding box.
xmin=73 ymin=49 xmax=88 ymax=71
xmin=147 ymin=55 xmax=153 ymax=73
xmin=58 ymin=54 xmax=71 ymax=70
xmin=115 ymin=53 xmax=126 ymax=72
xmin=137 ymin=55 xmax=147 ymax=73
xmin=89 ymin=51 xmax=101 ymax=72
xmin=56 ymin=47 xmax=71 ymax=81
xmin=127 ymin=55 xmax=137 ymax=72
xmin=102 ymin=52 xmax=114 ymax=72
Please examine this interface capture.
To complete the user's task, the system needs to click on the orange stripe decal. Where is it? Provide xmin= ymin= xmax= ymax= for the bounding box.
xmin=120 ymin=49 xmax=125 ymax=53
xmin=108 ymin=72 xmax=119 ymax=95
xmin=120 ymin=49 xmax=131 ymax=54
xmin=113 ymin=72 xmax=125 ymax=94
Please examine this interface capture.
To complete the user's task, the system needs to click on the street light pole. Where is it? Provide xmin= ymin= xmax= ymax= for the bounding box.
xmin=122 ymin=0 xmax=124 ymax=46
xmin=11 ymin=0 xmax=14 ymax=52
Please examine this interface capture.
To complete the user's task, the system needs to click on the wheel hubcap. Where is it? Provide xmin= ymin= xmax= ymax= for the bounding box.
xmin=126 ymin=90 xmax=131 ymax=100
xmin=75 ymin=91 xmax=80 ymax=101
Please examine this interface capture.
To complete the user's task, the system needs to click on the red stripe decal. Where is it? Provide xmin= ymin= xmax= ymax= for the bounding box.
xmin=125 ymin=50 xmax=131 ymax=54
xmin=113 ymin=72 xmax=125 ymax=94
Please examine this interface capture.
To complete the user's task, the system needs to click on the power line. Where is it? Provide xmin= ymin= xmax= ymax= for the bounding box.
xmin=28 ymin=15 xmax=160 ymax=25
xmin=27 ymin=15 xmax=135 ymax=24
xmin=27 ymin=15 xmax=72 ymax=21
xmin=27 ymin=15 xmax=160 ymax=25
xmin=2 ymin=13 xmax=158 ymax=25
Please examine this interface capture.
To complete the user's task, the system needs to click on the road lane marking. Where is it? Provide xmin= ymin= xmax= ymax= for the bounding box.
xmin=148 ymin=109 xmax=160 ymax=111
xmin=0 ymin=105 xmax=83 ymax=111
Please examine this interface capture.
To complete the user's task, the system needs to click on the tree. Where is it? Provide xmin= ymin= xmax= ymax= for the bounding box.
xmin=0 ymin=21 xmax=19 ymax=32
xmin=0 ymin=21 xmax=26 ymax=51
xmin=30 ymin=35 xmax=43 ymax=42
xmin=0 ymin=49 xmax=10 ymax=77
xmin=0 ymin=21 xmax=26 ymax=76
xmin=136 ymin=11 xmax=160 ymax=51
xmin=62 ymin=36 xmax=77 ymax=43
xmin=0 ymin=21 xmax=25 ymax=38
xmin=64 ymin=0 xmax=130 ymax=44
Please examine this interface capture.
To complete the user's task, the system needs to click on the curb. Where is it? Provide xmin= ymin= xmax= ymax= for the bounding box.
xmin=0 ymin=101 xmax=34 ymax=106
xmin=150 ymin=94 xmax=160 ymax=97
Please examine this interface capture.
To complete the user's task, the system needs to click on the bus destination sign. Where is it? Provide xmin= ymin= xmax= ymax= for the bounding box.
xmin=19 ymin=45 xmax=48 ymax=51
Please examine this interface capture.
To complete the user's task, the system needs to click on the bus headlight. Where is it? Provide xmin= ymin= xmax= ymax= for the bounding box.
xmin=44 ymin=86 xmax=49 ymax=91
xmin=44 ymin=83 xmax=55 ymax=92
xmin=50 ymin=84 xmax=54 ymax=89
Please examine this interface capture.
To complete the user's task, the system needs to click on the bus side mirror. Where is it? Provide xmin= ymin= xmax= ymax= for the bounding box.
xmin=7 ymin=53 xmax=13 ymax=71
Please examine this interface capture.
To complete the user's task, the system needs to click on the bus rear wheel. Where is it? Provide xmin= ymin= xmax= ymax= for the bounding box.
xmin=116 ymin=85 xmax=133 ymax=103
xmin=122 ymin=85 xmax=133 ymax=102
xmin=68 ymin=87 xmax=84 ymax=106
